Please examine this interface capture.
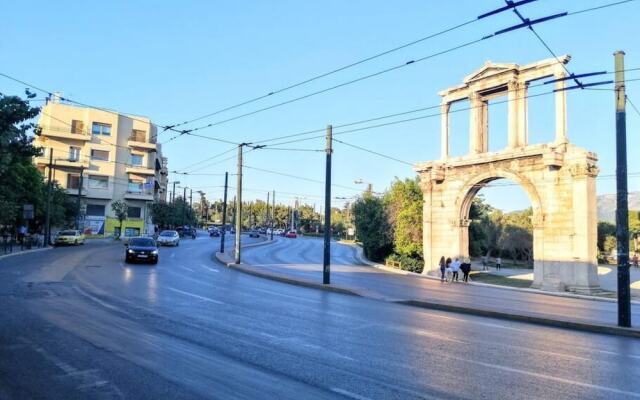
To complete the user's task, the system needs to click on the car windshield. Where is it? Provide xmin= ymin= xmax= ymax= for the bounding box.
xmin=59 ymin=230 xmax=77 ymax=236
xmin=129 ymin=238 xmax=155 ymax=247
xmin=160 ymin=231 xmax=176 ymax=237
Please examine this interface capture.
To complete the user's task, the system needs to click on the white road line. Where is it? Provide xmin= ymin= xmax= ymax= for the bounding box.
xmin=170 ymin=252 xmax=176 ymax=259
xmin=199 ymin=264 xmax=220 ymax=273
xmin=458 ymin=354 xmax=640 ymax=398
xmin=73 ymin=286 xmax=121 ymax=312
xmin=330 ymin=388 xmax=372 ymax=400
xmin=166 ymin=287 xmax=224 ymax=305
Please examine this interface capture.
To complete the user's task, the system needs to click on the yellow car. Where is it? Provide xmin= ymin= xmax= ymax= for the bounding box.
xmin=54 ymin=230 xmax=85 ymax=246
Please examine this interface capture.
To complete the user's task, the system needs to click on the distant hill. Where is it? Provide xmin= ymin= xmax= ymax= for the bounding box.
xmin=597 ymin=192 xmax=640 ymax=222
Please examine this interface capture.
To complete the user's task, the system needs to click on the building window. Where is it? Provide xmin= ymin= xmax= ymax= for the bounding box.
xmin=90 ymin=149 xmax=109 ymax=161
xmin=86 ymin=204 xmax=105 ymax=216
xmin=71 ymin=120 xmax=84 ymax=134
xmin=128 ymin=179 xmax=143 ymax=193
xmin=67 ymin=174 xmax=80 ymax=189
xmin=130 ymin=129 xmax=146 ymax=142
xmin=69 ymin=146 xmax=81 ymax=161
xmin=131 ymin=154 xmax=144 ymax=166
xmin=127 ymin=207 xmax=142 ymax=219
xmin=88 ymin=175 xmax=108 ymax=189
xmin=91 ymin=122 xmax=111 ymax=136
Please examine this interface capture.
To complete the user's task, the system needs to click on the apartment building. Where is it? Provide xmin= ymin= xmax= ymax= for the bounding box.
xmin=33 ymin=99 xmax=168 ymax=237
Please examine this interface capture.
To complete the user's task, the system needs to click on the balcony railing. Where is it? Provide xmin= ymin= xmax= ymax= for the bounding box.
xmin=39 ymin=125 xmax=92 ymax=140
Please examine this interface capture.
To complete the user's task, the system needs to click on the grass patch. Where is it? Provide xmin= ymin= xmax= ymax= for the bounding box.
xmin=469 ymin=272 xmax=532 ymax=288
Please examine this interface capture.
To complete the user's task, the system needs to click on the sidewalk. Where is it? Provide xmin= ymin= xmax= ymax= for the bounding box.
xmin=215 ymin=241 xmax=640 ymax=338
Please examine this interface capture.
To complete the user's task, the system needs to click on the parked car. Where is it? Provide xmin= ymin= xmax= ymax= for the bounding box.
xmin=54 ymin=230 xmax=85 ymax=246
xmin=249 ymin=230 xmax=260 ymax=238
xmin=209 ymin=227 xmax=220 ymax=237
xmin=258 ymin=227 xmax=267 ymax=234
xmin=285 ymin=230 xmax=297 ymax=239
xmin=157 ymin=230 xmax=180 ymax=246
xmin=125 ymin=237 xmax=159 ymax=264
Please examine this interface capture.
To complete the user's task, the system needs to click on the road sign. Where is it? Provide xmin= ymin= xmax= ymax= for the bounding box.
xmin=347 ymin=227 xmax=355 ymax=236
xmin=23 ymin=204 xmax=34 ymax=220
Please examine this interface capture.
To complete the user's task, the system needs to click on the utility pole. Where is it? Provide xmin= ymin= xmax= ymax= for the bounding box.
xmin=615 ymin=51 xmax=631 ymax=327
xmin=44 ymin=148 xmax=53 ymax=246
xmin=271 ymin=190 xmax=275 ymax=240
xmin=323 ymin=125 xmax=332 ymax=284
xmin=235 ymin=145 xmax=243 ymax=264
xmin=172 ymin=181 xmax=180 ymax=203
xmin=221 ymin=172 xmax=228 ymax=253
xmin=75 ymin=166 xmax=84 ymax=230
xmin=182 ymin=186 xmax=187 ymax=225
xmin=266 ymin=192 xmax=270 ymax=231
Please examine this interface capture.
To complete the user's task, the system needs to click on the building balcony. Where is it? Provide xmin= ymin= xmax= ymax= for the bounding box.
xmin=39 ymin=126 xmax=92 ymax=141
xmin=127 ymin=138 xmax=157 ymax=151
xmin=126 ymin=165 xmax=156 ymax=176
xmin=124 ymin=190 xmax=155 ymax=201
xmin=34 ymin=156 xmax=90 ymax=169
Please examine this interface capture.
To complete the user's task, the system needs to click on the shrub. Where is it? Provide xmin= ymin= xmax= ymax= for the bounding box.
xmin=386 ymin=253 xmax=424 ymax=274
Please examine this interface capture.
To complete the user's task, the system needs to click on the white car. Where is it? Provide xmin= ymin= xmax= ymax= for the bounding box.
xmin=54 ymin=230 xmax=85 ymax=246
xmin=156 ymin=230 xmax=180 ymax=246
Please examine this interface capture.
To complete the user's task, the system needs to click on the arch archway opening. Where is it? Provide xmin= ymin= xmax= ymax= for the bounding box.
xmin=464 ymin=177 xmax=535 ymax=271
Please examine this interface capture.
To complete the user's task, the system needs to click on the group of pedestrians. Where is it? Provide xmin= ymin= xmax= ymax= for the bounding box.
xmin=439 ymin=256 xmax=472 ymax=283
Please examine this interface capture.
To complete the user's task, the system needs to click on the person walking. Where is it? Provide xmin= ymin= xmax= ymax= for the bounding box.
xmin=482 ymin=255 xmax=488 ymax=271
xmin=451 ymin=258 xmax=461 ymax=282
xmin=445 ymin=257 xmax=452 ymax=282
xmin=18 ymin=225 xmax=27 ymax=244
xmin=496 ymin=256 xmax=502 ymax=271
xmin=439 ymin=256 xmax=446 ymax=282
xmin=461 ymin=257 xmax=471 ymax=282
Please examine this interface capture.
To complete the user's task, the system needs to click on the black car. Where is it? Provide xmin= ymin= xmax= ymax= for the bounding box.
xmin=125 ymin=237 xmax=159 ymax=264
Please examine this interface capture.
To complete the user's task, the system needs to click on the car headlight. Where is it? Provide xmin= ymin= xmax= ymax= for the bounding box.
xmin=151 ymin=250 xmax=158 ymax=255
xmin=128 ymin=249 xmax=134 ymax=254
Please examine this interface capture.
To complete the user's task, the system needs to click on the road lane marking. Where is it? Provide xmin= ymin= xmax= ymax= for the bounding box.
xmin=454 ymin=353 xmax=640 ymax=398
xmin=166 ymin=287 xmax=224 ymax=305
xmin=73 ymin=286 xmax=121 ymax=312
xmin=330 ymin=388 xmax=372 ymax=400
xmin=199 ymin=264 xmax=220 ymax=273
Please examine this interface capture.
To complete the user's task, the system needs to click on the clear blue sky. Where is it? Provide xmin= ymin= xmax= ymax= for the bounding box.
xmin=3 ymin=0 xmax=639 ymax=211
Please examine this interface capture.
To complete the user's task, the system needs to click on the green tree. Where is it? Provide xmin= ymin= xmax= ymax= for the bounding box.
xmin=149 ymin=202 xmax=175 ymax=229
xmin=384 ymin=178 xmax=423 ymax=258
xmin=111 ymin=200 xmax=128 ymax=238
xmin=597 ymin=221 xmax=616 ymax=252
xmin=352 ymin=193 xmax=392 ymax=261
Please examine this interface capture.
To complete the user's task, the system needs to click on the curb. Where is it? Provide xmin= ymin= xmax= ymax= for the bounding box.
xmin=0 ymin=246 xmax=52 ymax=261
xmin=221 ymin=243 xmax=640 ymax=338
xmin=397 ymin=299 xmax=640 ymax=338
xmin=226 ymin=262 xmax=362 ymax=297
xmin=348 ymin=243 xmax=640 ymax=305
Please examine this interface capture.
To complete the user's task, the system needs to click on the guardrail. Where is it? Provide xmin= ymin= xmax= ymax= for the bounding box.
xmin=1 ymin=234 xmax=42 ymax=255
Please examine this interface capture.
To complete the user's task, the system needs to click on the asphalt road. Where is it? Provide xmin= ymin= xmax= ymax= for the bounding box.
xmin=241 ymin=237 xmax=640 ymax=327
xmin=0 ymin=232 xmax=639 ymax=400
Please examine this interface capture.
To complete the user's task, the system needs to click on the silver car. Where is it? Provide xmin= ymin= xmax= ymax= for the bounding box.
xmin=156 ymin=230 xmax=180 ymax=246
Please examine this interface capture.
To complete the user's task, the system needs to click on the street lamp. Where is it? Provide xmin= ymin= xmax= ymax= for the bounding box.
xmin=354 ymin=179 xmax=373 ymax=194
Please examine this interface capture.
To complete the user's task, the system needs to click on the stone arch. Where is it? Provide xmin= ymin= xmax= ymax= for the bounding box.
xmin=416 ymin=56 xmax=600 ymax=293
xmin=456 ymin=169 xmax=543 ymax=225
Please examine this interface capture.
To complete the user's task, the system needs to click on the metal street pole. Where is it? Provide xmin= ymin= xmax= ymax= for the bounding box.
xmin=271 ymin=190 xmax=275 ymax=240
xmin=44 ymin=148 xmax=53 ymax=246
xmin=266 ymin=191 xmax=270 ymax=230
xmin=235 ymin=145 xmax=243 ymax=264
xmin=221 ymin=171 xmax=228 ymax=253
xmin=75 ymin=166 xmax=84 ymax=230
xmin=614 ymin=50 xmax=631 ymax=327
xmin=189 ymin=189 xmax=193 ymax=226
xmin=172 ymin=181 xmax=177 ymax=203
xmin=182 ymin=186 xmax=187 ymax=225
xmin=323 ymin=125 xmax=332 ymax=284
